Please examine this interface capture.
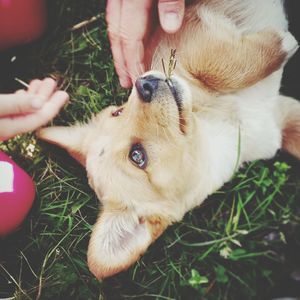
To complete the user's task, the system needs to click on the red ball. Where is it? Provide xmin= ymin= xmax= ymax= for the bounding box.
xmin=0 ymin=0 xmax=47 ymax=51
xmin=0 ymin=151 xmax=35 ymax=236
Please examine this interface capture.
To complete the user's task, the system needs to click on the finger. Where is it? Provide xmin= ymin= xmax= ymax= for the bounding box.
xmin=15 ymin=90 xmax=27 ymax=96
xmin=110 ymin=32 xmax=132 ymax=88
xmin=106 ymin=0 xmax=131 ymax=88
xmin=26 ymin=78 xmax=58 ymax=109
xmin=0 ymin=92 xmax=40 ymax=116
xmin=122 ymin=38 xmax=144 ymax=85
xmin=121 ymin=0 xmax=152 ymax=83
xmin=158 ymin=0 xmax=185 ymax=33
xmin=28 ymin=77 xmax=58 ymax=109
xmin=28 ymin=79 xmax=42 ymax=94
xmin=0 ymin=91 xmax=69 ymax=140
xmin=36 ymin=78 xmax=57 ymax=99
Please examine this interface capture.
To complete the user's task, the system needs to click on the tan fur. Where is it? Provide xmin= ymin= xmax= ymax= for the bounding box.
xmin=187 ymin=30 xmax=286 ymax=92
xmin=145 ymin=215 xmax=169 ymax=240
xmin=180 ymin=26 xmax=287 ymax=93
xmin=37 ymin=0 xmax=299 ymax=279
xmin=280 ymin=96 xmax=300 ymax=160
xmin=38 ymin=126 xmax=88 ymax=165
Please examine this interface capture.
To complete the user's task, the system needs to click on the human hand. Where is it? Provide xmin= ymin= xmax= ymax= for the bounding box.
xmin=0 ymin=78 xmax=69 ymax=140
xmin=106 ymin=0 xmax=185 ymax=88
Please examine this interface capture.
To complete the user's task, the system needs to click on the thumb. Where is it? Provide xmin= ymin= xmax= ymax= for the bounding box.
xmin=158 ymin=0 xmax=185 ymax=34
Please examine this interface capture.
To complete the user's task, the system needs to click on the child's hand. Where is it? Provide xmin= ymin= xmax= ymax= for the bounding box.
xmin=0 ymin=78 xmax=69 ymax=140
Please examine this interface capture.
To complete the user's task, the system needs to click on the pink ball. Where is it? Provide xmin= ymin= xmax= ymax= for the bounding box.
xmin=0 ymin=151 xmax=35 ymax=236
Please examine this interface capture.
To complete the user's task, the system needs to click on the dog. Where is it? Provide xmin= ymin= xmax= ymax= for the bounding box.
xmin=37 ymin=0 xmax=299 ymax=279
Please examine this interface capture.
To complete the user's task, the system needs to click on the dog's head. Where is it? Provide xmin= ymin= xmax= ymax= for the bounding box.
xmin=38 ymin=71 xmax=201 ymax=279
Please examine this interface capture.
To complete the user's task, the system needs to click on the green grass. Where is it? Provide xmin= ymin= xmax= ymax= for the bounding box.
xmin=1 ymin=1 xmax=300 ymax=299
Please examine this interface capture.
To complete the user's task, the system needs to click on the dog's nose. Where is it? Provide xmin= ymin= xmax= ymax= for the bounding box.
xmin=135 ymin=75 xmax=159 ymax=103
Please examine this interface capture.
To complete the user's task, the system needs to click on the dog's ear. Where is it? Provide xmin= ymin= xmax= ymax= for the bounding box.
xmin=178 ymin=10 xmax=298 ymax=93
xmin=87 ymin=207 xmax=169 ymax=279
xmin=37 ymin=125 xmax=89 ymax=165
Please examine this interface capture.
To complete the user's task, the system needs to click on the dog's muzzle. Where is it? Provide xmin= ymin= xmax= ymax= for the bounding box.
xmin=135 ymin=75 xmax=159 ymax=103
xmin=135 ymin=74 xmax=182 ymax=112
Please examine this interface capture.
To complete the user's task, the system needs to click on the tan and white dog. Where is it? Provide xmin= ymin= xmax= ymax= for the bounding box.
xmin=38 ymin=0 xmax=300 ymax=279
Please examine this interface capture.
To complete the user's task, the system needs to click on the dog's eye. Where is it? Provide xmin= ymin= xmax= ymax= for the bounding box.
xmin=129 ymin=144 xmax=147 ymax=169
xmin=112 ymin=107 xmax=123 ymax=117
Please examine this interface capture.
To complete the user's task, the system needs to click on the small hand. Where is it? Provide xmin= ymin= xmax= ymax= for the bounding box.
xmin=0 ymin=78 xmax=69 ymax=140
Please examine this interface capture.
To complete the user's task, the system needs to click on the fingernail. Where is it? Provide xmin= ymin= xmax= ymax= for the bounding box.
xmin=162 ymin=12 xmax=180 ymax=33
xmin=31 ymin=97 xmax=44 ymax=109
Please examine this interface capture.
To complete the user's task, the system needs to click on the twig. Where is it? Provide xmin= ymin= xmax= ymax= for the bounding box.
xmin=14 ymin=77 xmax=29 ymax=88
xmin=71 ymin=14 xmax=101 ymax=31
xmin=162 ymin=49 xmax=177 ymax=80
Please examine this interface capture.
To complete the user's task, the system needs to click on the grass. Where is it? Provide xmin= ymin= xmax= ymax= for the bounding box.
xmin=0 ymin=1 xmax=300 ymax=299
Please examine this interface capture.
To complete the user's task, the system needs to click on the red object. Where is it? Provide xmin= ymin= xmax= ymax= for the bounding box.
xmin=0 ymin=151 xmax=35 ymax=236
xmin=0 ymin=0 xmax=47 ymax=51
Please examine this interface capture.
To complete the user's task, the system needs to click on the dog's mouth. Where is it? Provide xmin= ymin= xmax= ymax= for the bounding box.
xmin=165 ymin=77 xmax=187 ymax=134
xmin=165 ymin=78 xmax=183 ymax=114
xmin=135 ymin=75 xmax=186 ymax=133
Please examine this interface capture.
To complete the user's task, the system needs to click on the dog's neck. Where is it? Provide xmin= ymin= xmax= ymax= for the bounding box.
xmin=179 ymin=111 xmax=239 ymax=214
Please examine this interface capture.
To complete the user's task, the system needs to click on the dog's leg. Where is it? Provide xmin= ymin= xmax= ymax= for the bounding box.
xmin=178 ymin=14 xmax=298 ymax=93
xmin=279 ymin=96 xmax=300 ymax=160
